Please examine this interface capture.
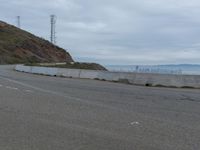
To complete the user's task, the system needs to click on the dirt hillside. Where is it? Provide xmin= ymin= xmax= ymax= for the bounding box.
xmin=0 ymin=21 xmax=73 ymax=64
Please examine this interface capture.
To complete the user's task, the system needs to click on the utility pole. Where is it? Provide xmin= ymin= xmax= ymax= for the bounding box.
xmin=50 ymin=15 xmax=56 ymax=44
xmin=17 ymin=16 xmax=21 ymax=28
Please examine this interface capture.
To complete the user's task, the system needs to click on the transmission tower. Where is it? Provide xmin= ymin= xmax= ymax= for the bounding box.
xmin=17 ymin=16 xmax=21 ymax=28
xmin=50 ymin=15 xmax=56 ymax=44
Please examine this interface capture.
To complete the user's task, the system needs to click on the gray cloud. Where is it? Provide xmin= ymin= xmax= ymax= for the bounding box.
xmin=1 ymin=0 xmax=200 ymax=65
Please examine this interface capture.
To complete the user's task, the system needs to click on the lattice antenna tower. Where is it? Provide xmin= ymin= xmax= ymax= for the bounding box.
xmin=17 ymin=16 xmax=21 ymax=28
xmin=50 ymin=15 xmax=56 ymax=44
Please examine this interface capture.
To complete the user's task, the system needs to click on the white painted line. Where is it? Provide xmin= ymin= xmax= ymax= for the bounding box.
xmin=6 ymin=86 xmax=18 ymax=90
xmin=24 ymin=90 xmax=33 ymax=93
xmin=0 ymin=76 xmax=127 ymax=112
xmin=130 ymin=121 xmax=140 ymax=125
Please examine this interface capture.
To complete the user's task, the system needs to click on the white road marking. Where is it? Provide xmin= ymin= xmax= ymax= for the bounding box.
xmin=0 ymin=75 xmax=128 ymax=112
xmin=24 ymin=90 xmax=33 ymax=93
xmin=6 ymin=86 xmax=18 ymax=90
xmin=130 ymin=121 xmax=140 ymax=125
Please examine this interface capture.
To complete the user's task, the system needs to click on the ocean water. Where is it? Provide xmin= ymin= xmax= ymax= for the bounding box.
xmin=105 ymin=64 xmax=200 ymax=75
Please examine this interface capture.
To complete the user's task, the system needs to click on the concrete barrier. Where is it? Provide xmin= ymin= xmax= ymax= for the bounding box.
xmin=15 ymin=65 xmax=200 ymax=88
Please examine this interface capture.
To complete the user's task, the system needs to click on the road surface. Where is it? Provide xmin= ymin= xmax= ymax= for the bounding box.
xmin=0 ymin=65 xmax=200 ymax=150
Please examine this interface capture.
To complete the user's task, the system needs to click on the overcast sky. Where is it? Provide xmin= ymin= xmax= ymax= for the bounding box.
xmin=1 ymin=0 xmax=200 ymax=65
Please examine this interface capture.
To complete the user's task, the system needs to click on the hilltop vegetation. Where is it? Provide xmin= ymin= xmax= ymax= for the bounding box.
xmin=0 ymin=21 xmax=73 ymax=64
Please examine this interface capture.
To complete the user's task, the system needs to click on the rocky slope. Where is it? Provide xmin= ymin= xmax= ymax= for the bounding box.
xmin=0 ymin=21 xmax=73 ymax=64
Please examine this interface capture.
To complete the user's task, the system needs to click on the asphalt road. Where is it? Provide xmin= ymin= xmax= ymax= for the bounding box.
xmin=0 ymin=65 xmax=200 ymax=150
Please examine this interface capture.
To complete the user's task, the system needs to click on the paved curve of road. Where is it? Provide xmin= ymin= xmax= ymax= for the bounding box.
xmin=0 ymin=65 xmax=200 ymax=150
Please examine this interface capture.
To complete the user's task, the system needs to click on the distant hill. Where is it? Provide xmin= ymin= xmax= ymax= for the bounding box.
xmin=0 ymin=21 xmax=73 ymax=64
xmin=29 ymin=62 xmax=107 ymax=71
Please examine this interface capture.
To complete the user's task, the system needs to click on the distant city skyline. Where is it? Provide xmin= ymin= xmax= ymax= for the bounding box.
xmin=1 ymin=0 xmax=200 ymax=65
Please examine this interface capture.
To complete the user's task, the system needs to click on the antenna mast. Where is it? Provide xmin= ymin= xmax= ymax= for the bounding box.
xmin=50 ymin=15 xmax=56 ymax=44
xmin=17 ymin=16 xmax=21 ymax=28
